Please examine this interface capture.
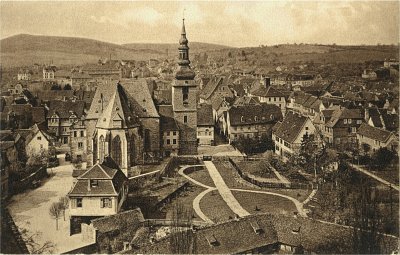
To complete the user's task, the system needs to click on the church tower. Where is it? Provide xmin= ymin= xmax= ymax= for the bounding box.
xmin=172 ymin=19 xmax=198 ymax=155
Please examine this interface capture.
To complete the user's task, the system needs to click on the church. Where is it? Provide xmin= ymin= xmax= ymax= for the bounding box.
xmin=84 ymin=19 xmax=198 ymax=176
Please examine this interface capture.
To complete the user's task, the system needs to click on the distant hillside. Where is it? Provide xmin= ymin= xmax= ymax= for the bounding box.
xmin=208 ymin=44 xmax=399 ymax=67
xmin=122 ymin=42 xmax=231 ymax=56
xmin=0 ymin=34 xmax=231 ymax=67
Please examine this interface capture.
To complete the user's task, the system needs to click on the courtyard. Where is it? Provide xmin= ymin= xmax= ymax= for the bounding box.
xmin=7 ymin=155 xmax=92 ymax=254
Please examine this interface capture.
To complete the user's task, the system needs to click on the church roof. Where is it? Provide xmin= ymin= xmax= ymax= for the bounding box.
xmin=87 ymin=78 xmax=159 ymax=120
xmin=96 ymin=84 xmax=141 ymax=129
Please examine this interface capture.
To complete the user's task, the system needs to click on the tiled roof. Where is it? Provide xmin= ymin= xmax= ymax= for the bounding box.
xmin=69 ymin=158 xmax=127 ymax=196
xmin=228 ymin=104 xmax=282 ymax=126
xmin=136 ymin=213 xmax=399 ymax=254
xmin=197 ymin=104 xmax=213 ymax=126
xmin=252 ymin=86 xmax=284 ymax=98
xmin=31 ymin=107 xmax=46 ymax=124
xmin=36 ymin=90 xmax=74 ymax=102
xmin=48 ymin=100 xmax=85 ymax=119
xmin=273 ymin=111 xmax=309 ymax=143
xmin=357 ymin=123 xmax=394 ymax=143
xmin=91 ymin=208 xmax=145 ymax=233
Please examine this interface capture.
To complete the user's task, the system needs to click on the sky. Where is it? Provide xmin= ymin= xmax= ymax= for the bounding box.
xmin=1 ymin=1 xmax=399 ymax=47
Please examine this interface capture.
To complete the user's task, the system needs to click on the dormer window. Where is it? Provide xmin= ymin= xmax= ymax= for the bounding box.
xmin=90 ymin=179 xmax=98 ymax=187
xmin=206 ymin=235 xmax=219 ymax=247
xmin=250 ymin=221 xmax=264 ymax=235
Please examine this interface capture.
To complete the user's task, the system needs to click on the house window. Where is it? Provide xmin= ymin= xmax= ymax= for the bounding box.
xmin=76 ymin=198 xmax=82 ymax=208
xmin=173 ymin=131 xmax=177 ymax=136
xmin=351 ymin=127 xmax=357 ymax=133
xmin=74 ymin=131 xmax=77 ymax=137
xmin=80 ymin=131 xmax=84 ymax=137
xmin=37 ymin=136 xmax=42 ymax=140
xmin=344 ymin=119 xmax=347 ymax=124
xmin=101 ymin=198 xmax=112 ymax=208
xmin=167 ymin=139 xmax=170 ymax=145
xmin=173 ymin=139 xmax=177 ymax=144
xmin=78 ymin=142 xmax=83 ymax=149
xmin=183 ymin=115 xmax=188 ymax=124
xmin=182 ymin=87 xmax=189 ymax=104
xmin=357 ymin=120 xmax=362 ymax=124
xmin=348 ymin=119 xmax=352 ymax=124
xmin=40 ymin=144 xmax=43 ymax=149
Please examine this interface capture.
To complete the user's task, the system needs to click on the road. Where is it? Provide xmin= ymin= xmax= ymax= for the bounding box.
xmin=350 ymin=164 xmax=399 ymax=191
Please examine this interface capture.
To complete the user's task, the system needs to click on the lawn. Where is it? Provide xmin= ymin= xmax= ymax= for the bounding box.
xmin=232 ymin=191 xmax=298 ymax=216
xmin=370 ymin=170 xmax=399 ymax=186
xmin=199 ymin=190 xmax=236 ymax=223
xmin=213 ymin=161 xmax=312 ymax=202
xmin=234 ymin=160 xmax=277 ymax=179
xmin=185 ymin=167 xmax=215 ymax=188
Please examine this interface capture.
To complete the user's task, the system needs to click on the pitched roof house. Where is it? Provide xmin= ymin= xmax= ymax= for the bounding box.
xmin=357 ymin=123 xmax=397 ymax=153
xmin=68 ymin=157 xmax=128 ymax=235
xmin=273 ymin=111 xmax=316 ymax=160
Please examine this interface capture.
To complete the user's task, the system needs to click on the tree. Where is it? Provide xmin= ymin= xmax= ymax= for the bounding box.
xmin=58 ymin=196 xmax=69 ymax=221
xmin=19 ymin=223 xmax=55 ymax=253
xmin=27 ymin=149 xmax=49 ymax=167
xmin=50 ymin=84 xmax=61 ymax=90
xmin=63 ymin=84 xmax=72 ymax=90
xmin=49 ymin=202 xmax=62 ymax=230
xmin=371 ymin=147 xmax=396 ymax=169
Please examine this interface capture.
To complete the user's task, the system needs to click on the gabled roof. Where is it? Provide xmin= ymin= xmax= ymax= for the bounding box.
xmin=273 ymin=111 xmax=310 ymax=143
xmin=228 ymin=104 xmax=282 ymax=126
xmin=87 ymin=78 xmax=158 ymax=120
xmin=96 ymin=84 xmax=141 ymax=129
xmin=252 ymin=86 xmax=285 ymax=98
xmin=357 ymin=123 xmax=394 ymax=143
xmin=197 ymin=104 xmax=214 ymax=126
xmin=91 ymin=208 xmax=145 ymax=233
xmin=69 ymin=157 xmax=127 ymax=197
xmin=48 ymin=100 xmax=85 ymax=119
xmin=326 ymin=107 xmax=363 ymax=128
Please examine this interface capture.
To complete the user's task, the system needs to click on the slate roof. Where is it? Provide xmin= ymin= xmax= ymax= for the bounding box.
xmin=197 ymin=104 xmax=213 ymax=126
xmin=228 ymin=104 xmax=282 ymax=126
xmin=273 ymin=111 xmax=309 ymax=143
xmin=91 ymin=208 xmax=145 ymax=233
xmin=357 ymin=123 xmax=394 ymax=143
xmin=86 ymin=78 xmax=158 ymax=120
xmin=69 ymin=157 xmax=127 ymax=197
xmin=96 ymin=84 xmax=141 ymax=129
xmin=158 ymin=105 xmax=179 ymax=131
xmin=326 ymin=108 xmax=363 ymax=128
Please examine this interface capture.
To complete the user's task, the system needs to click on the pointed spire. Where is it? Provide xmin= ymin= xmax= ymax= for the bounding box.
xmin=181 ymin=18 xmax=186 ymax=35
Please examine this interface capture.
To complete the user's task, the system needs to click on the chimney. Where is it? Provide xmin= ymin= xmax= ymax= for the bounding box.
xmin=264 ymin=77 xmax=271 ymax=88
xmin=364 ymin=108 xmax=369 ymax=122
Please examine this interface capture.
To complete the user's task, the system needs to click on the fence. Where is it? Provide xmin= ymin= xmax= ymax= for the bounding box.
xmin=228 ymin=158 xmax=311 ymax=189
xmin=10 ymin=166 xmax=48 ymax=194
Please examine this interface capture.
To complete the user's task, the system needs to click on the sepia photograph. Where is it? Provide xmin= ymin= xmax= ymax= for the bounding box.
xmin=0 ymin=1 xmax=399 ymax=254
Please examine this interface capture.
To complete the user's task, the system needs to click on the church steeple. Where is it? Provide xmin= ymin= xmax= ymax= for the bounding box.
xmin=175 ymin=18 xmax=195 ymax=80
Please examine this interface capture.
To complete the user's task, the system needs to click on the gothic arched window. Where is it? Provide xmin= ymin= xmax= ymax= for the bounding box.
xmin=129 ymin=135 xmax=135 ymax=167
xmin=99 ymin=135 xmax=105 ymax=163
xmin=111 ymin=135 xmax=122 ymax=167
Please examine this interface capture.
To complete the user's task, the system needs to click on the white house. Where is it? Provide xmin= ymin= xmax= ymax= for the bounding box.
xmin=272 ymin=111 xmax=316 ymax=160
xmin=68 ymin=157 xmax=128 ymax=235
xmin=197 ymin=104 xmax=214 ymax=146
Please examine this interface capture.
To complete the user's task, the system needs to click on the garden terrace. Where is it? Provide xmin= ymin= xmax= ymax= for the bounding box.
xmin=233 ymin=160 xmax=277 ymax=180
xmin=199 ymin=190 xmax=236 ymax=223
xmin=184 ymin=166 xmax=215 ymax=187
xmin=232 ymin=191 xmax=298 ymax=216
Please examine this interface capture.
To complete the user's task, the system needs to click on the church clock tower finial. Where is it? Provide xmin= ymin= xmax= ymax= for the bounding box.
xmin=175 ymin=17 xmax=195 ymax=80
